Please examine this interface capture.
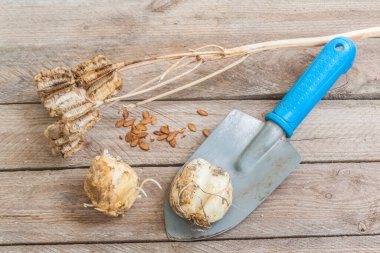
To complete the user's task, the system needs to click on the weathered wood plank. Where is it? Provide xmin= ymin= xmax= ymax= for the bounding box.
xmin=0 ymin=162 xmax=379 ymax=244
xmin=1 ymin=0 xmax=380 ymax=103
xmin=1 ymin=100 xmax=380 ymax=170
xmin=3 ymin=235 xmax=380 ymax=253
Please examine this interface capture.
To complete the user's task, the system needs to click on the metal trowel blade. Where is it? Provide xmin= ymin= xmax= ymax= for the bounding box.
xmin=164 ymin=109 xmax=301 ymax=241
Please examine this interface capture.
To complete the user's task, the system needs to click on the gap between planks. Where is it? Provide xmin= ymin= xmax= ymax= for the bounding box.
xmin=1 ymin=100 xmax=380 ymax=170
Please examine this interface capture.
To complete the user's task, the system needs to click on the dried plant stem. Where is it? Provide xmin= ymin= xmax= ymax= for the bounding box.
xmin=124 ymin=54 xmax=249 ymax=110
xmin=116 ymin=27 xmax=380 ymax=71
xmin=107 ymin=60 xmax=203 ymax=104
xmin=106 ymin=27 xmax=380 ymax=110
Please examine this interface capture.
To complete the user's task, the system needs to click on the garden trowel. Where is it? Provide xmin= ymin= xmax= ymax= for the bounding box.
xmin=165 ymin=37 xmax=356 ymax=241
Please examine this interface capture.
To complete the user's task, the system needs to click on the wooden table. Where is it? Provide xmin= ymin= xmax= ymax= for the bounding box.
xmin=1 ymin=0 xmax=380 ymax=252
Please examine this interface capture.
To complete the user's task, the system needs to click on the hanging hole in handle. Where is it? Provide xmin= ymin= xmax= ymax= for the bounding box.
xmin=335 ymin=43 xmax=344 ymax=51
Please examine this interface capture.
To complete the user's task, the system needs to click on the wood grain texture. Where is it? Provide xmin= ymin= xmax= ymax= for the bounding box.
xmin=1 ymin=162 xmax=380 ymax=244
xmin=1 ymin=100 xmax=380 ymax=170
xmin=3 ymin=235 xmax=380 ymax=253
xmin=1 ymin=0 xmax=380 ymax=103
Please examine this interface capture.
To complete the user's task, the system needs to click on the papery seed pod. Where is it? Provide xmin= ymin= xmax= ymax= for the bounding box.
xmin=35 ymin=55 xmax=122 ymax=158
xmin=86 ymin=72 xmax=122 ymax=102
xmin=72 ymin=55 xmax=115 ymax=89
xmin=44 ymin=121 xmax=65 ymax=141
xmin=52 ymin=133 xmax=83 ymax=146
xmin=61 ymin=102 xmax=96 ymax=121
xmin=48 ymin=133 xmax=85 ymax=158
xmin=63 ymin=110 xmax=101 ymax=135
xmin=169 ymin=158 xmax=233 ymax=228
xmin=43 ymin=86 xmax=88 ymax=117
xmin=34 ymin=67 xmax=75 ymax=98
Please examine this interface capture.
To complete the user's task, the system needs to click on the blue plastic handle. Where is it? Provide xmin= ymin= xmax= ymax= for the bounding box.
xmin=265 ymin=37 xmax=356 ymax=137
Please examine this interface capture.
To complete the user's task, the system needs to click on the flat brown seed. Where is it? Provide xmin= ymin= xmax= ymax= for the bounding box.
xmin=178 ymin=128 xmax=186 ymax=134
xmin=169 ymin=138 xmax=177 ymax=148
xmin=160 ymin=125 xmax=170 ymax=134
xmin=197 ymin=109 xmax=208 ymax=116
xmin=137 ymin=132 xmax=148 ymax=138
xmin=142 ymin=111 xmax=150 ymax=119
xmin=139 ymin=141 xmax=149 ymax=151
xmin=158 ymin=134 xmax=168 ymax=141
xmin=203 ymin=129 xmax=211 ymax=137
xmin=122 ymin=110 xmax=129 ymax=119
xmin=151 ymin=115 xmax=157 ymax=125
xmin=167 ymin=131 xmax=178 ymax=142
xmin=153 ymin=130 xmax=162 ymax=136
xmin=150 ymin=136 xmax=155 ymax=142
xmin=115 ymin=119 xmax=124 ymax=128
xmin=130 ymin=137 xmax=139 ymax=147
xmin=125 ymin=132 xmax=133 ymax=142
xmin=140 ymin=118 xmax=151 ymax=125
xmin=123 ymin=119 xmax=135 ymax=127
xmin=188 ymin=123 xmax=197 ymax=132
xmin=136 ymin=124 xmax=147 ymax=131
xmin=131 ymin=126 xmax=141 ymax=135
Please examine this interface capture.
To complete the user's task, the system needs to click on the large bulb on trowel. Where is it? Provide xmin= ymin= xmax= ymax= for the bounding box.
xmin=169 ymin=158 xmax=233 ymax=228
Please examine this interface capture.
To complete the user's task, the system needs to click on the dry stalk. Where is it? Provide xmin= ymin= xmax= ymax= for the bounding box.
xmin=104 ymin=26 xmax=380 ymax=110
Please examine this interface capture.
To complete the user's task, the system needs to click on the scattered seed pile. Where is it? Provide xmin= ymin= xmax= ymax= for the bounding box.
xmin=116 ymin=108 xmax=212 ymax=151
xmin=34 ymin=55 xmax=122 ymax=157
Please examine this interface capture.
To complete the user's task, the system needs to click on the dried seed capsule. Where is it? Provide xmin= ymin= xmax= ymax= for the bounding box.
xmin=59 ymin=135 xmax=85 ymax=158
xmin=62 ymin=102 xmax=96 ymax=121
xmin=43 ymin=86 xmax=88 ymax=117
xmin=52 ymin=133 xmax=83 ymax=146
xmin=203 ymin=129 xmax=211 ymax=137
xmin=86 ymin=72 xmax=122 ymax=102
xmin=115 ymin=119 xmax=124 ymax=128
xmin=197 ymin=109 xmax=208 ymax=116
xmin=72 ymin=55 xmax=114 ymax=87
xmin=123 ymin=119 xmax=135 ymax=127
xmin=139 ymin=141 xmax=150 ymax=151
xmin=160 ymin=125 xmax=170 ymax=134
xmin=167 ymin=131 xmax=178 ymax=142
xmin=158 ymin=134 xmax=168 ymax=141
xmin=44 ymin=121 xmax=65 ymax=140
xmin=34 ymin=67 xmax=74 ymax=97
xmin=169 ymin=138 xmax=177 ymax=148
xmin=63 ymin=110 xmax=100 ymax=135
xmin=188 ymin=123 xmax=197 ymax=132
